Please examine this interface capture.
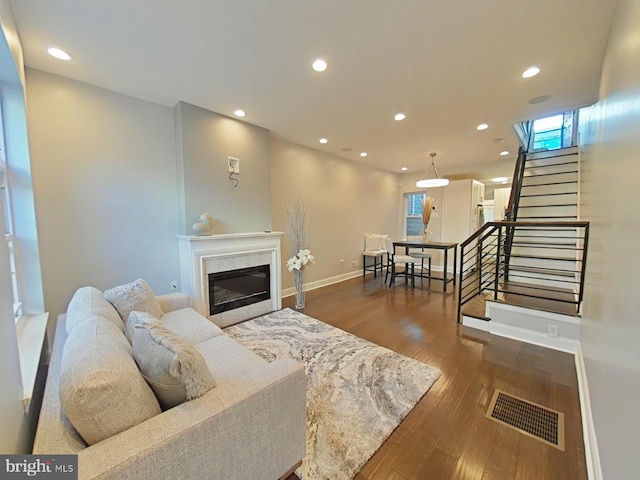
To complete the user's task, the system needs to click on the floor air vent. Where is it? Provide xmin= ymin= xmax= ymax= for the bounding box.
xmin=486 ymin=390 xmax=565 ymax=450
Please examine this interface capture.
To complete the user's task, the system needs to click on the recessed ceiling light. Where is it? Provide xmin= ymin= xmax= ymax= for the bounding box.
xmin=360 ymin=152 xmax=368 ymax=157
xmin=522 ymin=66 xmax=541 ymax=78
xmin=491 ymin=177 xmax=509 ymax=183
xmin=401 ymin=167 xmax=408 ymax=171
xmin=319 ymin=138 xmax=328 ymax=144
xmin=312 ymin=58 xmax=327 ymax=72
xmin=500 ymin=150 xmax=510 ymax=156
xmin=47 ymin=47 xmax=72 ymax=61
xmin=233 ymin=109 xmax=246 ymax=117
xmin=477 ymin=123 xmax=489 ymax=131
xmin=394 ymin=113 xmax=406 ymax=121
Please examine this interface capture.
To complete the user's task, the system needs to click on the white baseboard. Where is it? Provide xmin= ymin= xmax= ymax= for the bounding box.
xmin=281 ymin=270 xmax=365 ymax=298
xmin=461 ymin=315 xmax=490 ymax=331
xmin=575 ymin=344 xmax=603 ymax=480
xmin=488 ymin=322 xmax=579 ymax=354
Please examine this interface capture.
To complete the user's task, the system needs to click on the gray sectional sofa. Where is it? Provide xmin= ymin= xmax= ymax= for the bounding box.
xmin=33 ymin=286 xmax=306 ymax=480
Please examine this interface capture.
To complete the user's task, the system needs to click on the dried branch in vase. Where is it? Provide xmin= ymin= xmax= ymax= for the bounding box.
xmin=422 ymin=196 xmax=435 ymax=229
xmin=286 ymin=196 xmax=310 ymax=257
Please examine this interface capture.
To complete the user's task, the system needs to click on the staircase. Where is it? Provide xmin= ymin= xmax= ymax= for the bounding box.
xmin=457 ymin=145 xmax=589 ymax=353
xmin=517 ymin=147 xmax=579 ymax=222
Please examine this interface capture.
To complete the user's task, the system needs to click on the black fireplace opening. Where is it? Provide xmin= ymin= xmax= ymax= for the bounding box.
xmin=208 ymin=265 xmax=271 ymax=315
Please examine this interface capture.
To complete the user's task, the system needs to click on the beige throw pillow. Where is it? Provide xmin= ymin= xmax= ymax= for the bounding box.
xmin=104 ymin=279 xmax=163 ymax=323
xmin=131 ymin=322 xmax=216 ymax=410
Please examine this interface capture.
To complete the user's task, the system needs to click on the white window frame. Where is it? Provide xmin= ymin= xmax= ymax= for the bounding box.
xmin=403 ymin=191 xmax=426 ymax=238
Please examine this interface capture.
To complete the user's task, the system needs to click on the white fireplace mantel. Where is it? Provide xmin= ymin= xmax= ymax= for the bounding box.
xmin=177 ymin=232 xmax=284 ymax=327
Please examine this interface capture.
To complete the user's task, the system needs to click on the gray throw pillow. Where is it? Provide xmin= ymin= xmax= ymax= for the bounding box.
xmin=125 ymin=310 xmax=159 ymax=343
xmin=104 ymin=279 xmax=164 ymax=323
xmin=131 ymin=322 xmax=216 ymax=410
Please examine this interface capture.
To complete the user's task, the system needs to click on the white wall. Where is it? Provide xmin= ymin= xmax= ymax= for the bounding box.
xmin=25 ymin=69 xmax=180 ymax=319
xmin=578 ymin=0 xmax=640 ymax=477
xmin=271 ymin=137 xmax=399 ymax=289
xmin=174 ymin=101 xmax=272 ymax=235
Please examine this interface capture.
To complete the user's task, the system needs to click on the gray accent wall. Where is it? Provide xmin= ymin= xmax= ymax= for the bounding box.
xmin=578 ymin=0 xmax=640 ymax=477
xmin=25 ymin=69 xmax=180 ymax=319
xmin=174 ymin=101 xmax=272 ymax=235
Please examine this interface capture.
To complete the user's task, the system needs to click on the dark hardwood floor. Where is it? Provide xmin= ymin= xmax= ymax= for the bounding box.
xmin=282 ymin=273 xmax=586 ymax=480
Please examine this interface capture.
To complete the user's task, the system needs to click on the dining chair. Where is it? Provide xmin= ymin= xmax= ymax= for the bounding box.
xmin=408 ymin=248 xmax=432 ymax=283
xmin=384 ymin=237 xmax=417 ymax=288
xmin=362 ymin=234 xmax=387 ymax=278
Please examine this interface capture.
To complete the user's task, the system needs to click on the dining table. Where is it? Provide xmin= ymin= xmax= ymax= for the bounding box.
xmin=393 ymin=239 xmax=458 ymax=292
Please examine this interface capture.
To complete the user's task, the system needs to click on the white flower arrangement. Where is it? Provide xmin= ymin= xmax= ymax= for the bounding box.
xmin=286 ymin=248 xmax=315 ymax=272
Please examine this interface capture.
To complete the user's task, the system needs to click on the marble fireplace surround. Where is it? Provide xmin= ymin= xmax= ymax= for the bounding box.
xmin=177 ymin=232 xmax=284 ymax=327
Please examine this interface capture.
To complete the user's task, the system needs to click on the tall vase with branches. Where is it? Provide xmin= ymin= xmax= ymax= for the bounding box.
xmin=422 ymin=196 xmax=435 ymax=242
xmin=286 ymin=197 xmax=314 ymax=310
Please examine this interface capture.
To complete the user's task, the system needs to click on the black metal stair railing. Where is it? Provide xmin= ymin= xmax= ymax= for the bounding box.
xmin=457 ymin=220 xmax=589 ymax=322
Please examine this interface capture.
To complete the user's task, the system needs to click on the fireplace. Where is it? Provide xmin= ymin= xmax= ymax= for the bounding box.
xmin=208 ymin=265 xmax=271 ymax=315
xmin=177 ymin=232 xmax=283 ymax=327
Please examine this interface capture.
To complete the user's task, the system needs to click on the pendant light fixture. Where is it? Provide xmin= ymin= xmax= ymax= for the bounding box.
xmin=416 ymin=152 xmax=449 ymax=188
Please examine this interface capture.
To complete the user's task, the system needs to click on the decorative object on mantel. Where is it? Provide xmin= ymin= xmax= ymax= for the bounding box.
xmin=416 ymin=152 xmax=449 ymax=188
xmin=421 ymin=196 xmax=435 ymax=242
xmin=192 ymin=213 xmax=214 ymax=236
xmin=286 ymin=197 xmax=314 ymax=310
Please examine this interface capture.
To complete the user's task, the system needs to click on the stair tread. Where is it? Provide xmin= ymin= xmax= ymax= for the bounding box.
xmin=520 ymin=192 xmax=578 ymax=197
xmin=524 ymin=160 xmax=578 ymax=169
xmin=507 ymin=264 xmax=579 ymax=276
xmin=509 ymin=253 xmax=581 ymax=262
xmin=518 ymin=204 xmax=577 ymax=208
xmin=516 ymin=216 xmax=578 ymax=219
xmin=521 ymin=181 xmax=578 ymax=186
xmin=524 ymin=171 xmax=578 ymax=178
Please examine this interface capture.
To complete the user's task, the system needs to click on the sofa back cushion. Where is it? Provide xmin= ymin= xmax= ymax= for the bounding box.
xmin=66 ymin=286 xmax=123 ymax=334
xmin=60 ymin=315 xmax=161 ymax=445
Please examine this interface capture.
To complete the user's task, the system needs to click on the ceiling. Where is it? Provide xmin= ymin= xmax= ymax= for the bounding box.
xmin=9 ymin=0 xmax=617 ymax=180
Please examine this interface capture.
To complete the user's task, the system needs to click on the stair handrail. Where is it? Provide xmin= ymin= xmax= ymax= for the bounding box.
xmin=505 ymin=146 xmax=527 ymax=221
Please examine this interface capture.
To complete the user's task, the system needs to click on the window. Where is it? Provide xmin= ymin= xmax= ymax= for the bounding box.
xmin=531 ymin=111 xmax=577 ymax=151
xmin=0 ymin=103 xmax=21 ymax=320
xmin=405 ymin=192 xmax=426 ymax=237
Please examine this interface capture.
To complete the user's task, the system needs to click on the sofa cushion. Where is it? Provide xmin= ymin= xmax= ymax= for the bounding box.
xmin=104 ymin=279 xmax=163 ymax=323
xmin=195 ymin=335 xmax=268 ymax=384
xmin=125 ymin=310 xmax=159 ymax=343
xmin=161 ymin=307 xmax=224 ymax=344
xmin=66 ymin=286 xmax=124 ymax=333
xmin=131 ymin=322 xmax=216 ymax=410
xmin=59 ymin=316 xmax=161 ymax=445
